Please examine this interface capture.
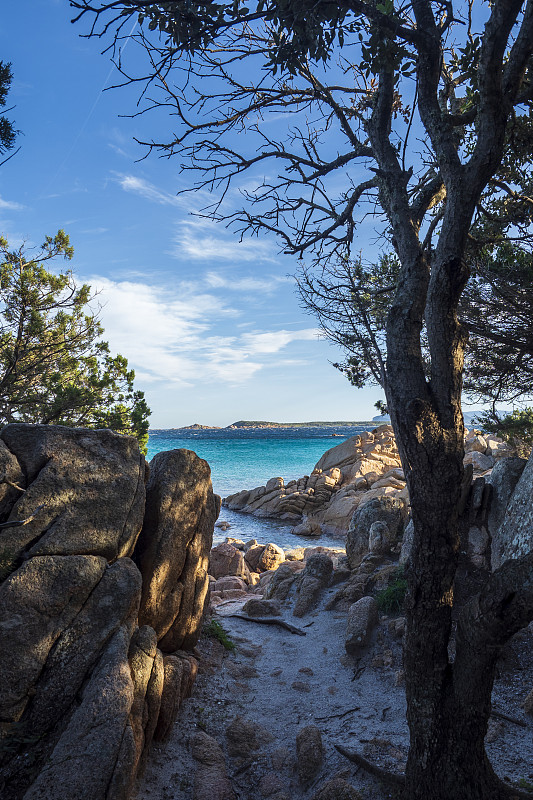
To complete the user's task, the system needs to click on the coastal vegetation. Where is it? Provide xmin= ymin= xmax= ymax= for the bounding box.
xmin=480 ymin=408 xmax=533 ymax=458
xmin=0 ymin=231 xmax=150 ymax=453
xmin=375 ymin=568 xmax=408 ymax=615
xmin=203 ymin=619 xmax=236 ymax=651
xmin=70 ymin=1 xmax=533 ymax=798
xmin=299 ymin=247 xmax=533 ymax=446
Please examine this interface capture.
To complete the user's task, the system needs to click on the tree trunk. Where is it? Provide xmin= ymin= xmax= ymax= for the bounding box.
xmin=386 ymin=263 xmax=533 ymax=799
xmin=391 ymin=409 xmax=516 ymax=800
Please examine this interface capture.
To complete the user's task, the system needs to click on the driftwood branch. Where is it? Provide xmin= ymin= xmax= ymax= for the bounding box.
xmin=334 ymin=744 xmax=405 ymax=787
xmin=315 ymin=706 xmax=360 ymax=721
xmin=226 ymin=613 xmax=306 ymax=636
xmin=0 ymin=505 xmax=45 ymax=529
xmin=2 ymin=479 xmax=25 ymax=493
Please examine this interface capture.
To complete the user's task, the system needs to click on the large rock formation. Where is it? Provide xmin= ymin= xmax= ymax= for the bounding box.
xmin=222 ymin=424 xmax=513 ymax=539
xmin=223 ymin=425 xmax=406 ymax=537
xmin=135 ymin=449 xmax=220 ymax=652
xmin=0 ymin=424 xmax=146 ymax=567
xmin=0 ymin=426 xmax=217 ymax=800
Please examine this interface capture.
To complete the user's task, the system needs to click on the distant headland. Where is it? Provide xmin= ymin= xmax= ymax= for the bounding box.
xmin=172 ymin=420 xmax=378 ymax=431
xmin=154 ymin=411 xmax=485 ymax=432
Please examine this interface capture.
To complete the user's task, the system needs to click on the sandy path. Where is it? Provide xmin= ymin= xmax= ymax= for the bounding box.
xmin=135 ymin=584 xmax=533 ymax=800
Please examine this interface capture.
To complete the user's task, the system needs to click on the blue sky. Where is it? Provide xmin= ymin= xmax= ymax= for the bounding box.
xmin=0 ymin=0 xmax=386 ymax=427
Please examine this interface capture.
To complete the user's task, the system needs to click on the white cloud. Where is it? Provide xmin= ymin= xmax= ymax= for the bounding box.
xmin=0 ymin=195 xmax=23 ymax=211
xmin=80 ymin=227 xmax=109 ymax=235
xmin=115 ymin=173 xmax=281 ymax=264
xmin=172 ymin=218 xmax=278 ymax=263
xmin=205 ymin=271 xmax=288 ymax=293
xmin=116 ymin=174 xmax=184 ymax=207
xmin=108 ymin=143 xmax=130 ymax=159
xmin=241 ymin=329 xmax=319 ymax=354
xmin=86 ymin=276 xmax=318 ymax=388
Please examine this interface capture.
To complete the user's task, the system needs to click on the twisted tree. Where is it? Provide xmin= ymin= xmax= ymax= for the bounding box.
xmin=70 ymin=2 xmax=533 ymax=797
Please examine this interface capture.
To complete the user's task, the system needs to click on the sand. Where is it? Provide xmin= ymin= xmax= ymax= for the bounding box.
xmin=135 ymin=581 xmax=533 ymax=800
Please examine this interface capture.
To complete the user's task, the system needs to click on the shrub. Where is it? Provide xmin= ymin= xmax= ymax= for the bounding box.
xmin=203 ymin=619 xmax=235 ymax=651
xmin=376 ymin=567 xmax=407 ymax=614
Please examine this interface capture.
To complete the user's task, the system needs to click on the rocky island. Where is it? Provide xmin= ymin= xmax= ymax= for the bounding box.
xmin=174 ymin=420 xmax=377 ymax=431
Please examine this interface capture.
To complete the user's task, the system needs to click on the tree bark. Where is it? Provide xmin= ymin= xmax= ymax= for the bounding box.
xmin=387 ymin=254 xmax=533 ymax=799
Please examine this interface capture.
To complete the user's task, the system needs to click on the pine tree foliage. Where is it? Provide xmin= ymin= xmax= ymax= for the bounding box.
xmin=0 ymin=231 xmax=150 ymax=453
xmin=0 ymin=61 xmax=18 ymax=163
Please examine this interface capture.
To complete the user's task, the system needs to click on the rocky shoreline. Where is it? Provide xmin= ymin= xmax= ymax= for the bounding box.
xmin=138 ymin=481 xmax=533 ymax=800
xmin=1 ymin=422 xmax=532 ymax=800
xmin=164 ymin=425 xmax=533 ymax=799
xmin=223 ymin=424 xmax=514 ymax=539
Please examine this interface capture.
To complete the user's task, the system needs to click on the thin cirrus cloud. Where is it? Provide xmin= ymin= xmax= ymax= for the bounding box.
xmin=116 ymin=174 xmax=185 ymax=207
xmin=0 ymin=195 xmax=24 ymax=211
xmin=171 ymin=218 xmax=278 ymax=263
xmin=116 ymin=173 xmax=213 ymax=213
xmin=115 ymin=172 xmax=279 ymax=264
xmin=89 ymin=276 xmax=319 ymax=386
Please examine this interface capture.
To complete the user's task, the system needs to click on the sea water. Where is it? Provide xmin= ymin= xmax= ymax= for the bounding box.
xmin=147 ymin=425 xmax=374 ymax=550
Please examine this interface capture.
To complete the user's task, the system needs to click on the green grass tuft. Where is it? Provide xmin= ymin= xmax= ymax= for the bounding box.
xmin=376 ymin=567 xmax=407 ymax=614
xmin=203 ymin=619 xmax=236 ymax=651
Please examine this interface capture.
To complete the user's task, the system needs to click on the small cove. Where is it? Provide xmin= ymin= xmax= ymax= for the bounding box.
xmin=147 ymin=425 xmax=375 ymax=550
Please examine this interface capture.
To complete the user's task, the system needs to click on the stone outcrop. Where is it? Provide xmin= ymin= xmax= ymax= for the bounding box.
xmin=208 ymin=539 xmax=290 ymax=604
xmin=487 ymin=456 xmax=528 ymax=568
xmin=296 ymin=725 xmax=324 ymax=787
xmin=191 ymin=731 xmax=236 ymax=800
xmin=0 ymin=425 xmax=217 ymax=800
xmin=223 ymin=425 xmax=405 ymax=537
xmin=242 ymin=597 xmax=282 ymax=616
xmin=0 ymin=438 xmax=24 ymax=519
xmin=491 ymin=447 xmax=533 ymax=568
xmin=210 ymin=541 xmax=249 ymax=581
xmin=0 ymin=424 xmax=146 ymax=567
xmin=225 ymin=715 xmax=274 ymax=761
xmin=217 ymin=427 xmax=530 ymax=615
xmin=346 ymin=495 xmax=408 ymax=569
xmin=311 ymin=779 xmax=363 ymax=800
xmin=524 ymin=688 xmax=533 ymax=716
xmin=327 ymin=551 xmax=387 ymax=610
xmin=345 ymin=596 xmax=379 ymax=656
xmin=154 ymin=651 xmax=198 ymax=741
xmin=135 ymin=448 xmax=220 ymax=652
xmin=23 ymin=624 xmax=139 ymax=800
xmin=293 ymin=553 xmax=333 ymax=617
xmin=265 ymin=562 xmax=303 ymax=603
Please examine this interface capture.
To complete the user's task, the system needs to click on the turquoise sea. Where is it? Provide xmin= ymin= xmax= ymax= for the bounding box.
xmin=147 ymin=425 xmax=375 ymax=549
